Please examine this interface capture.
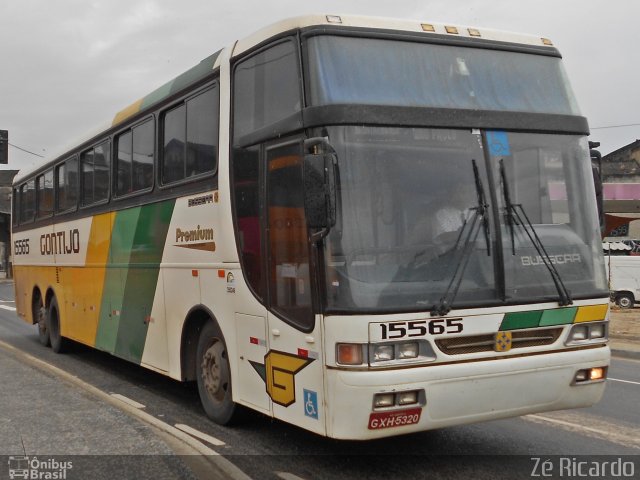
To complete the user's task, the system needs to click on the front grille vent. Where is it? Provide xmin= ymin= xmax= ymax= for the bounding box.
xmin=435 ymin=328 xmax=563 ymax=355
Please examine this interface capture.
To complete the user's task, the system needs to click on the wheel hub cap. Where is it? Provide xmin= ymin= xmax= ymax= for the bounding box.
xmin=201 ymin=341 xmax=227 ymax=402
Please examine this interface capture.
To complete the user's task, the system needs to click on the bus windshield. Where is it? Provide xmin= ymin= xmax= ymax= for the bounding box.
xmin=321 ymin=126 xmax=607 ymax=313
xmin=306 ymin=35 xmax=580 ymax=115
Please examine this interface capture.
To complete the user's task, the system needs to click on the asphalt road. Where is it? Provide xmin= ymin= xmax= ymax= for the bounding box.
xmin=0 ymin=282 xmax=638 ymax=480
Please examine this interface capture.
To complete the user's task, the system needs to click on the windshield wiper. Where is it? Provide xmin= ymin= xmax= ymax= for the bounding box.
xmin=499 ymin=159 xmax=573 ymax=306
xmin=431 ymin=159 xmax=491 ymax=317
xmin=473 ymin=159 xmax=492 ymax=257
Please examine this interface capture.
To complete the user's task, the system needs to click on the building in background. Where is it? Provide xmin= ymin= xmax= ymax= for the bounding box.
xmin=601 ymin=139 xmax=640 ymax=239
xmin=0 ymin=170 xmax=18 ymax=277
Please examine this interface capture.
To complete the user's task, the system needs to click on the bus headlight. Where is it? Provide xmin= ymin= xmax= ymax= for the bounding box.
xmin=373 ymin=393 xmax=395 ymax=408
xmin=571 ymin=325 xmax=589 ymax=341
xmin=368 ymin=340 xmax=436 ymax=366
xmin=373 ymin=345 xmax=394 ymax=362
xmin=573 ymin=366 xmax=607 ymax=384
xmin=397 ymin=390 xmax=419 ymax=405
xmin=397 ymin=342 xmax=419 ymax=359
xmin=565 ymin=322 xmax=608 ymax=346
xmin=590 ymin=323 xmax=606 ymax=339
xmin=373 ymin=389 xmax=425 ymax=410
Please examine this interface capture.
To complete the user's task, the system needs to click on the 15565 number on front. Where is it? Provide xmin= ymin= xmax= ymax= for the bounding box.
xmin=375 ymin=318 xmax=463 ymax=340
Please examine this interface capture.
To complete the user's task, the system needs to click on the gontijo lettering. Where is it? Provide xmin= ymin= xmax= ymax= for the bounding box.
xmin=40 ymin=229 xmax=80 ymax=255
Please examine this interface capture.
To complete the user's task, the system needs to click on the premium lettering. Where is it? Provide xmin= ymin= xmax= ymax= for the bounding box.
xmin=176 ymin=225 xmax=214 ymax=243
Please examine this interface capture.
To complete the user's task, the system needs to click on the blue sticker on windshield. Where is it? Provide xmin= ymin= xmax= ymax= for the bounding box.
xmin=487 ymin=131 xmax=511 ymax=157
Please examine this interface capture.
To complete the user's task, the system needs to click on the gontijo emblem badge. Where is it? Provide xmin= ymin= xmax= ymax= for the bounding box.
xmin=250 ymin=350 xmax=314 ymax=407
xmin=494 ymin=331 xmax=512 ymax=352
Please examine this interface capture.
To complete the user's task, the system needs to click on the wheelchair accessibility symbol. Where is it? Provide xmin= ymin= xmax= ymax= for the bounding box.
xmin=303 ymin=389 xmax=318 ymax=419
xmin=486 ymin=131 xmax=511 ymax=157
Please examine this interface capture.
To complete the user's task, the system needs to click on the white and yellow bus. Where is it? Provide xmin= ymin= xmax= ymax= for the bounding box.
xmin=12 ymin=15 xmax=610 ymax=440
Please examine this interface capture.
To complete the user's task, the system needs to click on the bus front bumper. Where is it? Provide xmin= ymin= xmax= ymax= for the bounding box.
xmin=325 ymin=346 xmax=609 ymax=440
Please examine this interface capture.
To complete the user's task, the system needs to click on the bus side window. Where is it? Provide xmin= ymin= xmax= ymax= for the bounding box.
xmin=232 ymin=39 xmax=302 ymax=143
xmin=162 ymin=84 xmax=219 ymax=185
xmin=19 ymin=179 xmax=36 ymax=224
xmin=266 ymin=142 xmax=313 ymax=330
xmin=233 ymin=145 xmax=264 ymax=299
xmin=81 ymin=141 xmax=110 ymax=206
xmin=36 ymin=170 xmax=54 ymax=218
xmin=116 ymin=120 xmax=153 ymax=196
xmin=56 ymin=157 xmax=79 ymax=213
xmin=12 ymin=188 xmax=18 ymax=226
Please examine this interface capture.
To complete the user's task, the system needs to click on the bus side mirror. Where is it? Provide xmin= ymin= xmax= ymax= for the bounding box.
xmin=590 ymin=144 xmax=604 ymax=235
xmin=303 ymin=152 xmax=337 ymax=230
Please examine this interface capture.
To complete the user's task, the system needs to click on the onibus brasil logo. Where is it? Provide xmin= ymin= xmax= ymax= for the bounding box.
xmin=8 ymin=456 xmax=72 ymax=479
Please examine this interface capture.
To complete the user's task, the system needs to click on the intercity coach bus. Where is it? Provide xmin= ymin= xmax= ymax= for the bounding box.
xmin=12 ymin=15 xmax=610 ymax=439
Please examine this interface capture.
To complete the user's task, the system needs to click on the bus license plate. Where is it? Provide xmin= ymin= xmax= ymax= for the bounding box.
xmin=368 ymin=408 xmax=422 ymax=430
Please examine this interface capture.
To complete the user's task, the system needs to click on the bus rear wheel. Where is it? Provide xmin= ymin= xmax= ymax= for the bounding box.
xmin=34 ymin=295 xmax=50 ymax=347
xmin=48 ymin=297 xmax=69 ymax=353
xmin=196 ymin=320 xmax=238 ymax=425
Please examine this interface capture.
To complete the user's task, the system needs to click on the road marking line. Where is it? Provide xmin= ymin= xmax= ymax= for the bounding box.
xmin=609 ymin=377 xmax=640 ymax=386
xmin=110 ymin=393 xmax=146 ymax=409
xmin=525 ymin=413 xmax=640 ymax=449
xmin=175 ymin=424 xmax=226 ymax=446
xmin=527 ymin=414 xmax=613 ymax=437
xmin=0 ymin=300 xmax=15 ymax=303
xmin=0 ymin=305 xmax=16 ymax=311
xmin=275 ymin=472 xmax=308 ymax=480
xmin=0 ymin=339 xmax=253 ymax=480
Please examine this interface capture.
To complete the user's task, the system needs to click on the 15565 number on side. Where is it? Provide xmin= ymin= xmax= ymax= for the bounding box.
xmin=376 ymin=318 xmax=463 ymax=340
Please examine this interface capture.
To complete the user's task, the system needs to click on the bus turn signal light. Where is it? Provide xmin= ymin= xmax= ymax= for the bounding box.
xmin=337 ymin=343 xmax=364 ymax=365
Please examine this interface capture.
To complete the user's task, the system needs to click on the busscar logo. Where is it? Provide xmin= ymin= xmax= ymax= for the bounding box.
xmin=521 ymin=253 xmax=581 ymax=266
xmin=188 ymin=193 xmax=214 ymax=207
xmin=174 ymin=225 xmax=216 ymax=252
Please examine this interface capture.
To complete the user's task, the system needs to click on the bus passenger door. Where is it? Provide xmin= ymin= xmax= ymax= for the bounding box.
xmin=264 ymin=140 xmax=326 ymax=436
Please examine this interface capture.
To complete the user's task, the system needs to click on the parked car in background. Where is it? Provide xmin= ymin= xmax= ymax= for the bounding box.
xmin=604 ymin=246 xmax=640 ymax=308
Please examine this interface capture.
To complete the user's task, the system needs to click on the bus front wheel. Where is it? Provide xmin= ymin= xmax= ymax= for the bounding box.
xmin=48 ymin=297 xmax=69 ymax=353
xmin=196 ymin=320 xmax=238 ymax=425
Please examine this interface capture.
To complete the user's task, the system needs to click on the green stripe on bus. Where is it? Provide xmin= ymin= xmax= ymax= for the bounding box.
xmin=500 ymin=310 xmax=543 ymax=330
xmin=114 ymin=200 xmax=175 ymax=364
xmin=539 ymin=307 xmax=577 ymax=327
xmin=139 ymin=52 xmax=220 ymax=111
xmin=95 ymin=207 xmax=141 ymax=353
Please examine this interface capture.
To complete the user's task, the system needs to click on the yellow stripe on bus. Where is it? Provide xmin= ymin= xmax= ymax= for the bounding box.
xmin=63 ymin=213 xmax=114 ymax=345
xmin=112 ymin=98 xmax=144 ymax=127
xmin=574 ymin=304 xmax=608 ymax=323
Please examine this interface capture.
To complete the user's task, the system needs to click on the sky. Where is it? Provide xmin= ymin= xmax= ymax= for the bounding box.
xmin=1 ymin=0 xmax=638 ymax=171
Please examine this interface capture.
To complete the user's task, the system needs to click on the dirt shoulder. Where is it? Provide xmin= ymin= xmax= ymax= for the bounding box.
xmin=609 ymin=307 xmax=640 ymax=341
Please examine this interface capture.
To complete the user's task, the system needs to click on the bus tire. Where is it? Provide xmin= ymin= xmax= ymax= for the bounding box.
xmin=196 ymin=320 xmax=238 ymax=425
xmin=33 ymin=293 xmax=50 ymax=347
xmin=616 ymin=293 xmax=634 ymax=309
xmin=48 ymin=296 xmax=69 ymax=353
